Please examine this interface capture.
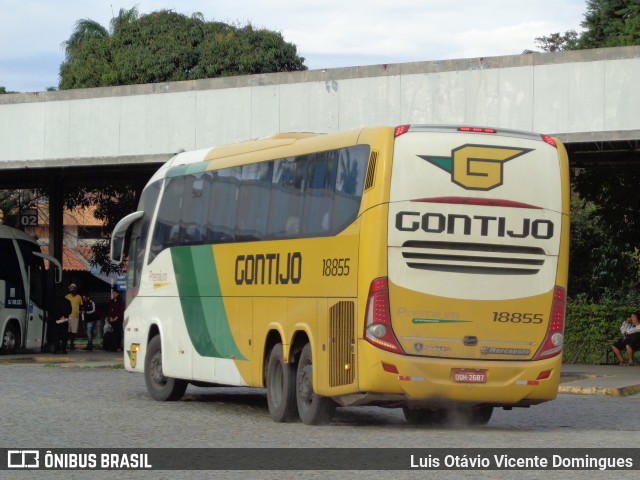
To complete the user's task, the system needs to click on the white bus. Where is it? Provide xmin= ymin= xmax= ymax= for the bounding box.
xmin=0 ymin=225 xmax=61 ymax=354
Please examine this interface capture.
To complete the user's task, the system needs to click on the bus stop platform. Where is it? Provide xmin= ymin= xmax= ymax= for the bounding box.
xmin=1 ymin=349 xmax=639 ymax=396
xmin=0 ymin=348 xmax=123 ymax=369
xmin=558 ymin=363 xmax=640 ymax=397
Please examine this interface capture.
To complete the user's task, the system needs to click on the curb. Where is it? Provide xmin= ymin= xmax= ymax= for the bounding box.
xmin=558 ymin=384 xmax=640 ymax=397
xmin=34 ymin=356 xmax=75 ymax=363
xmin=0 ymin=355 xmax=122 ymax=367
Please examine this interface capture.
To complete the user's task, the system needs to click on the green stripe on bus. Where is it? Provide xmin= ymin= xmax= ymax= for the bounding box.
xmin=171 ymin=246 xmax=246 ymax=360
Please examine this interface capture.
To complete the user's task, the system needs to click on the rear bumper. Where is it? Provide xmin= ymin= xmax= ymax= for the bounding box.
xmin=353 ymin=340 xmax=561 ymax=408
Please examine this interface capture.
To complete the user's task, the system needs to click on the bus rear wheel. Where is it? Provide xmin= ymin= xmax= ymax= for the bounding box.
xmin=266 ymin=343 xmax=298 ymax=422
xmin=402 ymin=407 xmax=448 ymax=426
xmin=463 ymin=405 xmax=493 ymax=426
xmin=403 ymin=405 xmax=493 ymax=426
xmin=296 ymin=343 xmax=336 ymax=425
xmin=1 ymin=322 xmax=19 ymax=354
xmin=144 ymin=335 xmax=187 ymax=401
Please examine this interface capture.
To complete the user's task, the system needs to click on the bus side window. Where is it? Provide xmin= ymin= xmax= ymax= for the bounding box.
xmin=206 ymin=168 xmax=240 ymax=244
xmin=302 ymin=151 xmax=338 ymax=235
xmin=137 ymin=180 xmax=161 ymax=268
xmin=331 ymin=145 xmax=369 ymax=231
xmin=236 ymin=162 xmax=272 ymax=242
xmin=269 ymin=158 xmax=294 ymax=237
xmin=268 ymin=156 xmax=306 ymax=238
xmin=181 ymin=173 xmax=209 ymax=245
xmin=0 ymin=239 xmax=25 ymax=307
xmin=150 ymin=176 xmax=185 ymax=262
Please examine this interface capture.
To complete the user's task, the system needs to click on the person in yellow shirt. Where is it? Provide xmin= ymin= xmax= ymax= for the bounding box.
xmin=65 ymin=283 xmax=83 ymax=350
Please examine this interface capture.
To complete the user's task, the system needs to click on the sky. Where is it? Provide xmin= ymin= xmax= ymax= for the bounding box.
xmin=0 ymin=0 xmax=587 ymax=93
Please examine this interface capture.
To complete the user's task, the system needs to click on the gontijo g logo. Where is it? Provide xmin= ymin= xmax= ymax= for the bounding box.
xmin=418 ymin=145 xmax=532 ymax=191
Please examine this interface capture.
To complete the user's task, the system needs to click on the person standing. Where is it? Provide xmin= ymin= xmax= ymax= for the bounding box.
xmin=82 ymin=294 xmax=97 ymax=351
xmin=55 ymin=294 xmax=72 ymax=354
xmin=106 ymin=290 xmax=125 ymax=351
xmin=65 ymin=283 xmax=83 ymax=350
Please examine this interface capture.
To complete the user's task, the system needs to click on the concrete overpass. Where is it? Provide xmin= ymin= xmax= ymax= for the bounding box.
xmin=0 ymin=45 xmax=639 ymax=265
xmin=1 ymin=45 xmax=639 ymax=178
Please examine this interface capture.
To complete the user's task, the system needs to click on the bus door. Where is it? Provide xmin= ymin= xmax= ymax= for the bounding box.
xmin=0 ymin=238 xmax=27 ymax=352
xmin=19 ymin=242 xmax=61 ymax=349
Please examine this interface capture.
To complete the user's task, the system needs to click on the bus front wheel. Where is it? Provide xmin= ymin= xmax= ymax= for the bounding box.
xmin=144 ymin=335 xmax=188 ymax=401
xmin=266 ymin=343 xmax=298 ymax=422
xmin=1 ymin=322 xmax=19 ymax=354
xmin=296 ymin=343 xmax=336 ymax=425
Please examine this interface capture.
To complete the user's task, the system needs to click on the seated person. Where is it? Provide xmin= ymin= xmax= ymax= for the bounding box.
xmin=624 ymin=313 xmax=640 ymax=366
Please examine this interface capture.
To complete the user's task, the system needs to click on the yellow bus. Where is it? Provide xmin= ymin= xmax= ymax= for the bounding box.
xmin=111 ymin=125 xmax=569 ymax=425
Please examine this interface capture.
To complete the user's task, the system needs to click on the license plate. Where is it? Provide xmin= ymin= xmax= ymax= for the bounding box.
xmin=452 ymin=369 xmax=487 ymax=383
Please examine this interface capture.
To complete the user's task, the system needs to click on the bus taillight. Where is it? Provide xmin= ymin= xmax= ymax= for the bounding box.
xmin=394 ymin=125 xmax=410 ymax=137
xmin=541 ymin=135 xmax=557 ymax=148
xmin=364 ymin=277 xmax=404 ymax=354
xmin=458 ymin=127 xmax=497 ymax=134
xmin=533 ymin=286 xmax=566 ymax=360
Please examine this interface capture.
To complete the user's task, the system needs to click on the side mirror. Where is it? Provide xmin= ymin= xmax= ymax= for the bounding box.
xmin=111 ymin=235 xmax=126 ymax=264
xmin=110 ymin=211 xmax=144 ymax=265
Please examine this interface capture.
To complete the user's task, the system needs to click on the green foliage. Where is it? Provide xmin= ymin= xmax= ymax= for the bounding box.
xmin=564 ymin=300 xmax=637 ymax=363
xmin=0 ymin=86 xmax=6 ymax=94
xmin=64 ymin=183 xmax=140 ymax=275
xmin=534 ymin=0 xmax=640 ymax=52
xmin=0 ymin=190 xmax=42 ymax=229
xmin=57 ymin=7 xmax=307 ymax=272
xmin=578 ymin=0 xmax=640 ymax=48
xmin=569 ymin=186 xmax=640 ymax=301
xmin=534 ymin=30 xmax=579 ymax=52
xmin=59 ymin=8 xmax=306 ymax=89
xmin=571 ymin=168 xmax=640 ymax=301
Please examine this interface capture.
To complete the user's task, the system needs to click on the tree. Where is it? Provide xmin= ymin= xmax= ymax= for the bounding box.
xmin=0 ymin=86 xmax=6 ymax=94
xmin=57 ymin=7 xmax=307 ymax=273
xmin=0 ymin=190 xmax=41 ymax=228
xmin=534 ymin=0 xmax=640 ymax=52
xmin=59 ymin=8 xmax=307 ymax=89
xmin=569 ymin=187 xmax=640 ymax=301
xmin=63 ymin=183 xmax=140 ymax=275
xmin=578 ymin=0 xmax=640 ymax=48
xmin=534 ymin=30 xmax=579 ymax=52
xmin=534 ymin=1 xmax=640 ymax=300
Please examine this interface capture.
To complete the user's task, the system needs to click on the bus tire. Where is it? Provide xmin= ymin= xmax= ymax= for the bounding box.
xmin=144 ymin=335 xmax=187 ymax=401
xmin=465 ymin=405 xmax=493 ymax=426
xmin=402 ymin=407 xmax=448 ymax=426
xmin=1 ymin=322 xmax=19 ymax=354
xmin=296 ymin=343 xmax=336 ymax=425
xmin=266 ymin=343 xmax=298 ymax=422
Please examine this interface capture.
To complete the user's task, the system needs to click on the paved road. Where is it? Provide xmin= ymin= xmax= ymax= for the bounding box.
xmin=2 ymin=363 xmax=639 ymax=479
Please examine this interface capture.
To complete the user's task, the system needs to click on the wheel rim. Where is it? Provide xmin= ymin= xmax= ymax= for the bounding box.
xmin=150 ymin=351 xmax=167 ymax=386
xmin=3 ymin=330 xmax=16 ymax=350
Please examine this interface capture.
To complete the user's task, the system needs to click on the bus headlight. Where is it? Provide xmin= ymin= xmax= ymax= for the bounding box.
xmin=130 ymin=343 xmax=140 ymax=368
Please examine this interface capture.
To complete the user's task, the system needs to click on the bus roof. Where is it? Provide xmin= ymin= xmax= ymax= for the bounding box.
xmin=0 ymin=224 xmax=38 ymax=243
